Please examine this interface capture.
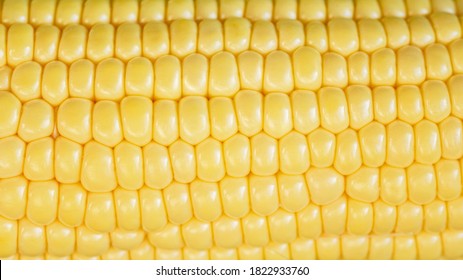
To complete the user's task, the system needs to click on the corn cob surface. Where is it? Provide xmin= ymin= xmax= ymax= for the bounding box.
xmin=1 ymin=0 xmax=463 ymax=260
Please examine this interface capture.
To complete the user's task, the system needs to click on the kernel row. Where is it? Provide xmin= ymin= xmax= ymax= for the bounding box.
xmin=1 ymin=217 xmax=463 ymax=259
xmin=1 ymin=90 xmax=463 ymax=179
xmin=1 ymin=168 xmax=462 ymax=235
xmin=1 ymin=15 xmax=463 ymax=67
xmin=1 ymin=0 xmax=462 ymax=27
xmin=2 ymin=45 xmax=463 ymax=103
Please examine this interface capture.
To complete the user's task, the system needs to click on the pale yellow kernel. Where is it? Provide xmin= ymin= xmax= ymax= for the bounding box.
xmin=250 ymin=21 xmax=277 ymax=54
xmin=293 ymin=47 xmax=322 ymax=90
xmin=55 ymin=138 xmax=83 ymax=184
xmin=0 ymin=176 xmax=27 ymax=220
xmin=27 ymin=180 xmax=58 ymax=226
xmin=81 ymin=141 xmax=117 ymax=192
xmin=220 ymin=176 xmax=250 ymax=219
xmin=430 ymin=13 xmax=462 ymax=44
xmin=34 ymin=25 xmax=60 ymax=64
xmin=263 ymin=93 xmax=293 ymax=139
xmin=209 ymin=52 xmax=239 ymax=97
xmin=249 ymin=175 xmax=279 ymax=216
xmin=219 ymin=0 xmax=244 ymax=19
xmin=143 ymin=142 xmax=172 ymax=190
xmin=299 ymin=0 xmax=326 ymax=22
xmin=226 ymin=19 xmax=252 ymax=55
xmin=276 ymin=20 xmax=304 ymax=52
xmin=2 ymin=0 xmax=28 ymax=24
xmin=380 ymin=166 xmax=407 ymax=206
xmin=198 ymin=19 xmax=223 ymax=56
xmin=114 ymin=189 xmax=140 ymax=230
xmin=142 ymin=22 xmax=169 ymax=60
xmin=440 ymin=117 xmax=463 ymax=160
xmin=115 ymin=23 xmax=142 ymax=61
xmin=55 ymin=0 xmax=83 ymax=27
xmin=196 ymin=138 xmax=225 ymax=182
xmin=154 ymin=55 xmax=181 ymax=100
xmin=322 ymin=53 xmax=348 ymax=88
xmin=407 ymin=163 xmax=437 ymax=205
xmin=381 ymin=17 xmax=410 ymax=49
xmin=190 ymin=180 xmax=222 ymax=221
xmin=11 ymin=61 xmax=42 ymax=102
xmin=0 ymin=91 xmax=21 ymax=138
xmin=397 ymin=46 xmax=426 ymax=85
xmin=421 ymin=80 xmax=451 ymax=123
xmin=209 ymin=97 xmax=238 ymax=141
xmin=139 ymin=187 xmax=167 ymax=232
xmin=30 ymin=0 xmax=56 ymax=26
xmin=169 ymin=141 xmax=196 ymax=184
xmin=274 ymin=0 xmax=297 ymax=20
xmin=153 ymin=100 xmax=179 ymax=146
xmin=18 ymin=99 xmax=54 ymax=142
xmin=447 ymin=75 xmax=463 ymax=118
xmin=114 ymin=142 xmax=144 ymax=191
xmin=163 ymin=182 xmax=193 ymax=224
xmin=343 ymin=199 xmax=373 ymax=236
xmin=291 ymin=90 xmax=320 ymax=135
xmin=306 ymin=168 xmax=344 ymax=206
xmin=359 ymin=122 xmax=386 ymax=167
xmin=223 ymin=133 xmax=251 ymax=177
xmin=0 ymin=66 xmax=12 ymax=90
xmin=6 ymin=23 xmax=34 ymax=67
xmin=371 ymin=48 xmax=396 ymax=86
xmin=328 ymin=19 xmax=359 ymax=56
xmin=82 ymin=0 xmax=110 ymax=26
xmin=125 ymin=57 xmax=154 ymax=98
xmin=346 ymin=85 xmax=373 ymax=130
xmin=112 ymin=0 xmax=139 ymax=24
xmin=317 ymin=237 xmax=341 ymax=260
xmin=279 ymin=132 xmax=310 ymax=175
xmin=355 ymin=0 xmax=381 ymax=19
xmin=58 ymin=24 xmax=87 ymax=64
xmin=346 ymin=167 xmax=380 ymax=203
xmin=24 ymin=137 xmax=54 ymax=181
xmin=69 ymin=59 xmax=94 ymax=99
xmin=378 ymin=0 xmax=406 ymax=17
xmin=347 ymin=51 xmax=370 ymax=85
xmin=297 ymin=205 xmax=322 ymax=239
xmin=46 ymin=222 xmax=75 ymax=257
xmin=414 ymin=120 xmax=441 ymax=164
xmin=170 ymin=20 xmax=197 ymax=58
xmin=406 ymin=0 xmax=431 ymax=16
xmin=386 ymin=120 xmax=415 ymax=168
xmin=250 ymin=133 xmax=279 ymax=176
xmin=179 ymin=96 xmax=210 ymax=145
xmin=305 ymin=21 xmax=328 ymax=53
xmin=95 ymin=58 xmax=125 ymax=101
xmin=321 ymin=195 xmax=347 ymax=235
xmin=334 ymin=129 xmax=362 ymax=175
xmin=397 ymin=85 xmax=424 ymax=125
xmin=42 ymin=61 xmax=69 ymax=106
xmin=318 ymin=87 xmax=349 ymax=134
xmin=167 ymin=0 xmax=194 ymax=21
xmin=246 ymin=0 xmax=273 ymax=21
xmin=120 ymin=96 xmax=153 ymax=146
xmin=140 ymin=0 xmax=165 ymax=23
xmin=57 ymin=98 xmax=93 ymax=144
xmin=237 ymin=51 xmax=263 ymax=91
xmin=278 ymin=174 xmax=309 ymax=212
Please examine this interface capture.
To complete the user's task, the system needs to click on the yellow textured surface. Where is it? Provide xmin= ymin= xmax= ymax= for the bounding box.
xmin=1 ymin=0 xmax=463 ymax=260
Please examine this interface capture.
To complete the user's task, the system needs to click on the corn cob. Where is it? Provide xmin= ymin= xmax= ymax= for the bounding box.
xmin=1 ymin=0 xmax=463 ymax=260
